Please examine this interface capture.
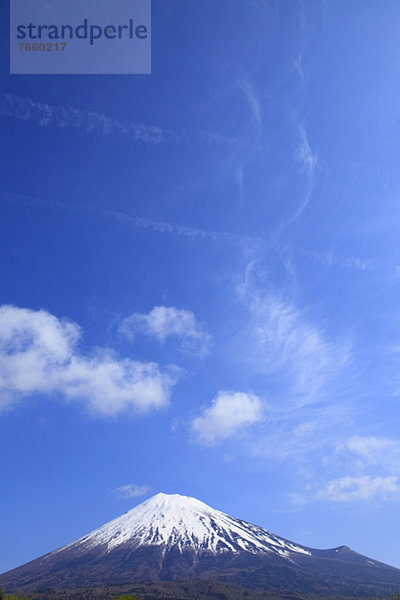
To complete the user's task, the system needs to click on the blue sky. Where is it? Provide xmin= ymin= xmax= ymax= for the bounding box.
xmin=2 ymin=0 xmax=400 ymax=574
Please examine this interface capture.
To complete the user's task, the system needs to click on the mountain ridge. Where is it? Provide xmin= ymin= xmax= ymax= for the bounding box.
xmin=2 ymin=492 xmax=400 ymax=599
xmin=56 ymin=492 xmax=313 ymax=558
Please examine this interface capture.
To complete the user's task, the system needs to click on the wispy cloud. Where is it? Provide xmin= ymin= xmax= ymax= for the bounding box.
xmin=344 ymin=435 xmax=400 ymax=468
xmin=0 ymin=92 xmax=236 ymax=147
xmin=317 ymin=475 xmax=400 ymax=502
xmin=228 ymin=266 xmax=354 ymax=473
xmin=297 ymin=247 xmax=374 ymax=272
xmin=315 ymin=435 xmax=400 ymax=504
xmin=192 ymin=391 xmax=263 ymax=445
xmin=112 ymin=484 xmax=150 ymax=499
xmin=0 ymin=191 xmax=262 ymax=249
xmin=296 ymin=124 xmax=317 ymax=177
xmin=0 ymin=92 xmax=166 ymax=143
xmin=114 ymin=212 xmax=237 ymax=243
xmin=0 ymin=305 xmax=178 ymax=416
xmin=244 ymin=294 xmax=351 ymax=407
xmin=251 ymin=417 xmax=332 ymax=463
xmin=236 ymin=164 xmax=244 ymax=202
xmin=120 ymin=306 xmax=211 ymax=356
xmin=237 ymin=78 xmax=262 ymax=130
xmin=282 ymin=124 xmax=317 ymax=228
xmin=293 ymin=54 xmax=305 ymax=84
xmin=97 ymin=210 xmax=264 ymax=252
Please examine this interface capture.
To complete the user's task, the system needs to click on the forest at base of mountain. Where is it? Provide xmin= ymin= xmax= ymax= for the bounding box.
xmin=3 ymin=582 xmax=400 ymax=600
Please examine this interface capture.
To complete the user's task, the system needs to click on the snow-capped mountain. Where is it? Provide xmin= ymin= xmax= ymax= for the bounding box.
xmin=60 ymin=492 xmax=311 ymax=557
xmin=3 ymin=492 xmax=400 ymax=599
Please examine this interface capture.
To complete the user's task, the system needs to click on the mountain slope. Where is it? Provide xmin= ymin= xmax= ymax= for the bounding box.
xmin=2 ymin=493 xmax=400 ymax=599
xmin=55 ymin=493 xmax=312 ymax=557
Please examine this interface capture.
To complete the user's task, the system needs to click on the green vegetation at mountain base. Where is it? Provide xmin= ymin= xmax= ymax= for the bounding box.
xmin=366 ymin=595 xmax=400 ymax=600
xmin=0 ymin=592 xmax=143 ymax=600
xmin=2 ymin=585 xmax=400 ymax=600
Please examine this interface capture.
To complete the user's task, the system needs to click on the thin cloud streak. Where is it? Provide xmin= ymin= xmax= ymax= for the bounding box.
xmin=236 ymin=164 xmax=244 ymax=203
xmin=296 ymin=247 xmax=375 ymax=272
xmin=278 ymin=124 xmax=317 ymax=231
xmin=297 ymin=124 xmax=317 ymax=177
xmin=100 ymin=206 xmax=262 ymax=247
xmin=237 ymin=78 xmax=262 ymax=130
xmin=0 ymin=92 xmax=166 ymax=143
xmin=2 ymin=192 xmax=385 ymax=278
xmin=0 ymin=191 xmax=262 ymax=248
xmin=293 ymin=54 xmax=305 ymax=84
xmin=125 ymin=214 xmax=235 ymax=242
xmin=0 ymin=92 xmax=236 ymax=147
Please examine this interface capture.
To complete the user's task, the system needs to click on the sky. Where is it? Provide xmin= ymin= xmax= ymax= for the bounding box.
xmin=2 ymin=0 xmax=400 ymax=575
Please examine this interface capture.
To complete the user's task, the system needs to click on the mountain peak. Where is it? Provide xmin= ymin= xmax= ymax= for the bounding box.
xmin=58 ymin=492 xmax=311 ymax=557
xmin=140 ymin=492 xmax=213 ymax=510
xmin=4 ymin=493 xmax=400 ymax=600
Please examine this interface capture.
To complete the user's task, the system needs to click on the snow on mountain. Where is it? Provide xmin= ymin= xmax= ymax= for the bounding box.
xmin=57 ymin=492 xmax=311 ymax=558
xmin=4 ymin=492 xmax=400 ymax=600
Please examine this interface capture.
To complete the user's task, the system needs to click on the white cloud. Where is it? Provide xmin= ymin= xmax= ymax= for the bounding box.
xmin=231 ymin=271 xmax=353 ymax=470
xmin=120 ymin=306 xmax=211 ymax=355
xmin=112 ymin=484 xmax=150 ymax=499
xmin=317 ymin=475 xmax=400 ymax=502
xmin=312 ymin=435 xmax=400 ymax=505
xmin=333 ymin=433 xmax=400 ymax=475
xmin=192 ymin=391 xmax=263 ymax=445
xmin=0 ymin=305 xmax=177 ymax=416
xmin=248 ymin=295 xmax=350 ymax=407
xmin=345 ymin=435 xmax=400 ymax=466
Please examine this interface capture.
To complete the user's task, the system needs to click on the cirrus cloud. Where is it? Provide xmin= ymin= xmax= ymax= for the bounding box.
xmin=344 ymin=435 xmax=400 ymax=467
xmin=246 ymin=294 xmax=351 ymax=408
xmin=317 ymin=475 xmax=400 ymax=502
xmin=314 ymin=435 xmax=400 ymax=504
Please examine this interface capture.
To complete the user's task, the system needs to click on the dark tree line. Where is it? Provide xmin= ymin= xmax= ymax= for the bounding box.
xmin=0 ymin=591 xmax=141 ymax=600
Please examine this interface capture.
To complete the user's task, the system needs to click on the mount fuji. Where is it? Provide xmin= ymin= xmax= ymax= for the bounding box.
xmin=3 ymin=493 xmax=400 ymax=599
